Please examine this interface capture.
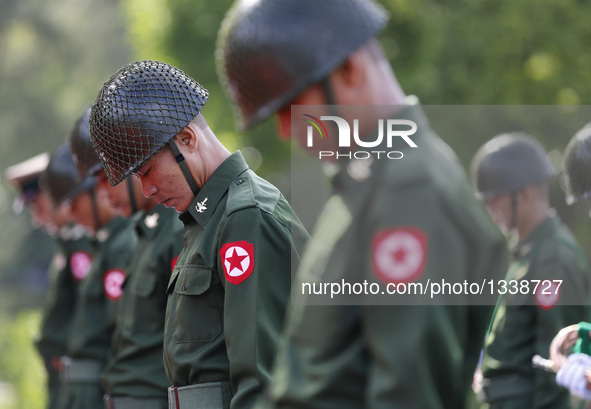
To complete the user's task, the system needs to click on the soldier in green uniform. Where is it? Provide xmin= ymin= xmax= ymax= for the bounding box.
xmin=36 ymin=143 xmax=96 ymax=409
xmin=471 ymin=133 xmax=591 ymax=408
xmin=58 ymin=107 xmax=138 ymax=409
xmin=4 ymin=150 xmax=87 ymax=409
xmin=216 ymin=1 xmax=508 ymax=408
xmin=552 ymin=123 xmax=591 ymax=401
xmin=89 ymin=60 xmax=309 ymax=409
xmin=95 ymin=139 xmax=185 ymax=408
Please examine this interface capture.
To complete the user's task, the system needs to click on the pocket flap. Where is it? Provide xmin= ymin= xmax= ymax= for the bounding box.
xmin=174 ymin=265 xmax=213 ymax=296
xmin=167 ymin=269 xmax=180 ymax=294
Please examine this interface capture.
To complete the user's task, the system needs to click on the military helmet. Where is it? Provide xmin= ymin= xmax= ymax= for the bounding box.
xmin=90 ymin=60 xmax=209 ymax=186
xmin=68 ymin=106 xmax=100 ymax=201
xmin=471 ymin=132 xmax=556 ymax=200
xmin=4 ymin=152 xmax=49 ymax=214
xmin=563 ymin=123 xmax=591 ymax=205
xmin=40 ymin=142 xmax=87 ymax=205
xmin=71 ymin=106 xmax=102 ymax=179
xmin=217 ymin=0 xmax=389 ymax=130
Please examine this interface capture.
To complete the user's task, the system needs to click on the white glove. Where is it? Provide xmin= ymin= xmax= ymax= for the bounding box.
xmin=556 ymin=353 xmax=591 ymax=401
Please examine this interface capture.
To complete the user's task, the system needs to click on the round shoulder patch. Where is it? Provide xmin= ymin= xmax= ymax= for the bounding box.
xmin=103 ymin=269 xmax=126 ymax=301
xmin=372 ymin=227 xmax=428 ymax=284
xmin=535 ymin=280 xmax=560 ymax=310
xmin=220 ymin=241 xmax=255 ymax=285
xmin=70 ymin=251 xmax=93 ymax=281
xmin=170 ymin=255 xmax=179 ymax=273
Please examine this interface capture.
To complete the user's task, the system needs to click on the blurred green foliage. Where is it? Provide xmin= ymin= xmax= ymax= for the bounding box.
xmin=0 ymin=311 xmax=45 ymax=409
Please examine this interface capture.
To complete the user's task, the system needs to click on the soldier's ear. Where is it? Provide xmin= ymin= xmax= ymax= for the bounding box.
xmin=332 ymin=49 xmax=366 ymax=89
xmin=176 ymin=125 xmax=199 ymax=153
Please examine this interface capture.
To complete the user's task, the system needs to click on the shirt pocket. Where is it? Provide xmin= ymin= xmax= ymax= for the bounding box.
xmin=170 ymin=265 xmax=223 ymax=343
xmin=130 ymin=270 xmax=158 ymax=298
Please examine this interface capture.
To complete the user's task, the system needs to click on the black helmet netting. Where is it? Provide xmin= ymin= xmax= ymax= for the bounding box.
xmin=90 ymin=60 xmax=208 ymax=186
xmin=217 ymin=0 xmax=389 ymax=130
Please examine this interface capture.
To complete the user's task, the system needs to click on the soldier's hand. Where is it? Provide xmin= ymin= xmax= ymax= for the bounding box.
xmin=556 ymin=353 xmax=591 ymax=401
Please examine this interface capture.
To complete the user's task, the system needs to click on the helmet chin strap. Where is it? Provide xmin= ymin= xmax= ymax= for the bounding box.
xmin=90 ymin=186 xmax=103 ymax=232
xmin=127 ymin=177 xmax=138 ymax=214
xmin=168 ymin=139 xmax=200 ymax=197
xmin=510 ymin=191 xmax=518 ymax=234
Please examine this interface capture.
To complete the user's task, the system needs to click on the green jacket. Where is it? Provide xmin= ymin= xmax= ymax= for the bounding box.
xmin=35 ymin=225 xmax=95 ymax=360
xmin=67 ymin=216 xmax=137 ymax=363
xmin=101 ymin=205 xmax=184 ymax=398
xmin=481 ymin=212 xmax=591 ymax=408
xmin=163 ymin=152 xmax=309 ymax=409
xmin=264 ymin=102 xmax=508 ymax=409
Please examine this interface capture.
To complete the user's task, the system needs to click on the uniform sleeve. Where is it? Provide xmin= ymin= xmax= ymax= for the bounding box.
xmin=531 ymin=243 xmax=590 ymax=408
xmin=217 ymin=203 xmax=306 ymax=409
xmin=359 ymin=182 xmax=506 ymax=408
xmin=267 ymin=179 xmax=507 ymax=409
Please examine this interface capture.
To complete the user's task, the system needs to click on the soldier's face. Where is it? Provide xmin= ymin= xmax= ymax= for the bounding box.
xmin=485 ymin=194 xmax=513 ymax=234
xmin=97 ymin=172 xmax=148 ymax=217
xmin=29 ymin=190 xmax=54 ymax=231
xmin=134 ymin=146 xmax=194 ymax=213
xmin=276 ymin=83 xmax=332 ymax=143
xmin=70 ymin=190 xmax=97 ymax=231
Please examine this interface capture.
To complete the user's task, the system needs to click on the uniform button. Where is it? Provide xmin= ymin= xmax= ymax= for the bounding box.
xmin=182 ymin=283 xmax=188 ymax=291
xmin=236 ymin=179 xmax=243 ymax=185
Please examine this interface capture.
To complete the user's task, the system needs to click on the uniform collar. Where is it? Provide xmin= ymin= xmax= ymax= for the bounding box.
xmin=513 ymin=209 xmax=560 ymax=258
xmin=95 ymin=215 xmax=129 ymax=243
xmin=137 ymin=205 xmax=170 ymax=238
xmin=179 ymin=151 xmax=249 ymax=227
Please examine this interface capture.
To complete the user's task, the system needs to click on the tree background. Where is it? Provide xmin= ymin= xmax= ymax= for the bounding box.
xmin=1 ymin=0 xmax=591 ymax=407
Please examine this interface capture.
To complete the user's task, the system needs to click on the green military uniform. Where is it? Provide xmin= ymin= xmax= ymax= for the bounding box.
xmin=101 ymin=205 xmax=184 ymax=408
xmin=59 ymin=216 xmax=137 ymax=409
xmin=163 ymin=151 xmax=309 ymax=409
xmin=35 ymin=225 xmax=95 ymax=409
xmin=263 ymin=102 xmax=508 ymax=409
xmin=480 ymin=212 xmax=590 ymax=408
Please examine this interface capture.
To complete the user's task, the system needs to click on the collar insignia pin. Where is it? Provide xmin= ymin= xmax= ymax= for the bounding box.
xmin=196 ymin=198 xmax=208 ymax=213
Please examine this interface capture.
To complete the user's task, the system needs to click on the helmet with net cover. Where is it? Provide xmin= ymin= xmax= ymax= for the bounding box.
xmin=563 ymin=123 xmax=591 ymax=205
xmin=90 ymin=60 xmax=209 ymax=186
xmin=471 ymin=132 xmax=556 ymax=200
xmin=216 ymin=0 xmax=389 ymax=130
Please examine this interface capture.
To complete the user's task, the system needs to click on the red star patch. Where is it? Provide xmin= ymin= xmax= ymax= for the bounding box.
xmin=103 ymin=269 xmax=126 ymax=301
xmin=70 ymin=251 xmax=93 ymax=281
xmin=372 ymin=227 xmax=428 ymax=284
xmin=220 ymin=241 xmax=254 ymax=285
xmin=535 ymin=280 xmax=561 ymax=310
xmin=170 ymin=255 xmax=179 ymax=273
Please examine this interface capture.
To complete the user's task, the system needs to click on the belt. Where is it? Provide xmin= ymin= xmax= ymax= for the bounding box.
xmin=168 ymin=382 xmax=227 ymax=409
xmin=104 ymin=395 xmax=167 ymax=409
xmin=60 ymin=356 xmax=103 ymax=383
xmin=479 ymin=374 xmax=534 ymax=403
